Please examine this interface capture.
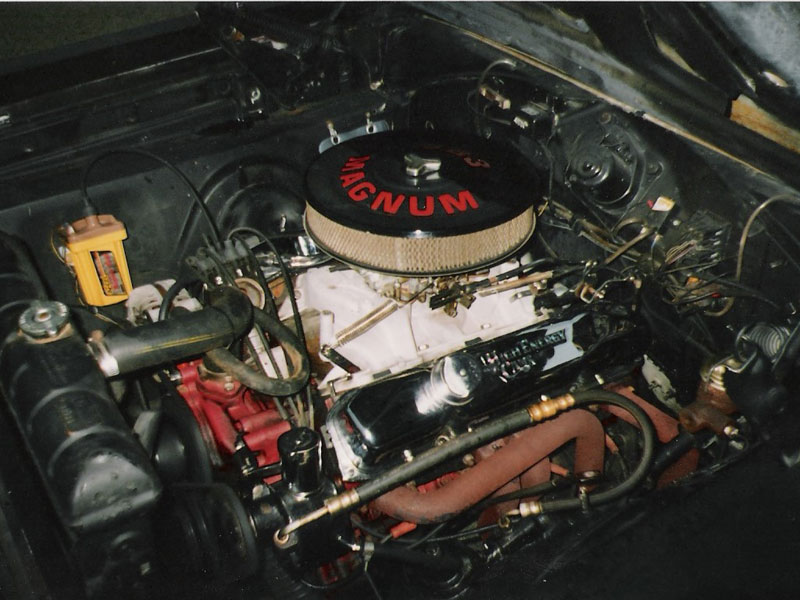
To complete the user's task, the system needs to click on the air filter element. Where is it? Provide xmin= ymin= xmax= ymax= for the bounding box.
xmin=305 ymin=131 xmax=540 ymax=275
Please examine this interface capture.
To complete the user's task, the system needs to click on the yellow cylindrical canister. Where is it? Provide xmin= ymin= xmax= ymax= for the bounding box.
xmin=66 ymin=214 xmax=133 ymax=306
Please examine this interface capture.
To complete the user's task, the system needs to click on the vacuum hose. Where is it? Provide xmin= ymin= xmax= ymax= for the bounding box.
xmin=519 ymin=390 xmax=656 ymax=516
xmin=275 ymin=390 xmax=656 ymax=543
xmin=205 ymin=308 xmax=309 ymax=397
xmin=371 ymin=409 xmax=605 ymax=524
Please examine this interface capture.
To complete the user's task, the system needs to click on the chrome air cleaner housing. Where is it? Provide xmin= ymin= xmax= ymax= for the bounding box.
xmin=304 ymin=130 xmax=540 ymax=275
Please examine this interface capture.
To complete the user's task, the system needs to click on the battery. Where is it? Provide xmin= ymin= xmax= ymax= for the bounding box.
xmin=66 ymin=214 xmax=133 ymax=306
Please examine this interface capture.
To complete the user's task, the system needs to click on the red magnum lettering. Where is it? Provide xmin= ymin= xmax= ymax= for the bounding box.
xmin=338 ymin=157 xmax=479 ymax=217
xmin=342 ymin=155 xmax=371 ymax=172
xmin=438 ymin=191 xmax=478 ymax=214
xmin=409 ymin=196 xmax=435 ymax=217
xmin=371 ymin=191 xmax=405 ymax=214
xmin=348 ymin=181 xmax=376 ymax=202
xmin=340 ymin=171 xmax=365 ymax=187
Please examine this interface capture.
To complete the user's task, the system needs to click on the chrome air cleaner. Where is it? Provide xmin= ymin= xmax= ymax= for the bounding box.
xmin=304 ymin=131 xmax=540 ymax=275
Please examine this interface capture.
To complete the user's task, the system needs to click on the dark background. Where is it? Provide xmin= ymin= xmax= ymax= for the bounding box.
xmin=0 ymin=3 xmax=193 ymax=61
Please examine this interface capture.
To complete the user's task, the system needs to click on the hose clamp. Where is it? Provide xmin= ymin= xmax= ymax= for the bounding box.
xmin=527 ymin=393 xmax=575 ymax=423
xmin=87 ymin=330 xmax=120 ymax=377
xmin=518 ymin=500 xmax=543 ymax=518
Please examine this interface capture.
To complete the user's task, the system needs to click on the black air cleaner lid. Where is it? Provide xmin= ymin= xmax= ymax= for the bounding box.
xmin=305 ymin=130 xmax=540 ymax=275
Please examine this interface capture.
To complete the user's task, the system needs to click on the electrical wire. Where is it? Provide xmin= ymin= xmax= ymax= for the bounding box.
xmin=352 ymin=477 xmax=592 ymax=552
xmin=238 ymin=236 xmax=281 ymax=316
xmin=350 ymin=515 xmax=390 ymax=541
xmin=641 ymin=288 xmax=714 ymax=357
xmin=350 ymin=515 xmax=449 ymax=550
xmin=67 ymin=303 xmax=123 ymax=327
xmin=228 ymin=227 xmax=308 ymax=350
xmin=671 ymin=290 xmax=779 ymax=309
xmin=603 ymin=226 xmax=653 ymax=265
xmin=406 ymin=522 xmax=448 ymax=550
xmin=49 ymin=227 xmax=68 ymax=264
xmin=657 ymin=258 xmax=726 ymax=276
xmin=363 ymin=565 xmax=384 ymax=600
xmin=665 ymin=273 xmax=780 ymax=309
xmin=474 ymin=477 xmax=575 ymax=512
xmin=80 ymin=148 xmax=221 ymax=243
xmin=204 ymin=241 xmax=291 ymax=406
xmin=228 ymin=227 xmax=314 ymax=419
xmin=473 ymin=58 xmax=518 ymax=136
xmin=477 ymin=58 xmax=518 ymax=94
xmin=425 ymin=522 xmax=504 ymax=543
xmin=759 ymin=209 xmax=800 ymax=276
xmin=708 ymin=193 xmax=800 ymax=317
xmin=466 ymin=89 xmax=515 ymax=127
xmin=203 ymin=245 xmax=299 ymax=422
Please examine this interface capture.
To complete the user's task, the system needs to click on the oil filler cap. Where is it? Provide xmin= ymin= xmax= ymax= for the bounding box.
xmin=18 ymin=300 xmax=70 ymax=339
xmin=305 ymin=130 xmax=541 ymax=275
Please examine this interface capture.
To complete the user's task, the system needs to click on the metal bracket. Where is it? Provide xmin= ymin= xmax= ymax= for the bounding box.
xmin=318 ymin=118 xmax=391 ymax=153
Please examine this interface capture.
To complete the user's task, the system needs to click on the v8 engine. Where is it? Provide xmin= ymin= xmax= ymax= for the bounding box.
xmin=3 ymin=4 xmax=800 ymax=599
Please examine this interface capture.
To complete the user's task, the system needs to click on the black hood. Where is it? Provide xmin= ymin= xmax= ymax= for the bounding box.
xmin=412 ymin=2 xmax=800 ymax=186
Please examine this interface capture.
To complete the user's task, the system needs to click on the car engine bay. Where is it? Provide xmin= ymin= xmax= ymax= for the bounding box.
xmin=2 ymin=3 xmax=800 ymax=599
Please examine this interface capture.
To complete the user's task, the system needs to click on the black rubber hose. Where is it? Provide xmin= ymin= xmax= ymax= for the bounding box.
xmin=353 ymin=407 xmax=535 ymax=505
xmin=97 ymin=287 xmax=252 ymax=376
xmin=279 ymin=391 xmax=656 ymax=541
xmin=0 ymin=234 xmax=48 ymax=337
xmin=158 ymin=277 xmax=196 ymax=322
xmin=205 ymin=308 xmax=309 ymax=397
xmin=648 ymin=429 xmax=703 ymax=481
xmin=475 ymin=478 xmax=574 ymax=511
xmin=536 ymin=390 xmax=656 ymax=513
xmin=350 ymin=391 xmax=654 ymax=515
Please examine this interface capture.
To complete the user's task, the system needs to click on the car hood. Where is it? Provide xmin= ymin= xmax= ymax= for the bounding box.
xmin=414 ymin=2 xmax=800 ymax=186
xmin=2 ymin=2 xmax=799 ymax=188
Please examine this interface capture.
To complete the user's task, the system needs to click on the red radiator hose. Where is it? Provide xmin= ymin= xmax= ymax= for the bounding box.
xmin=370 ymin=409 xmax=604 ymax=524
